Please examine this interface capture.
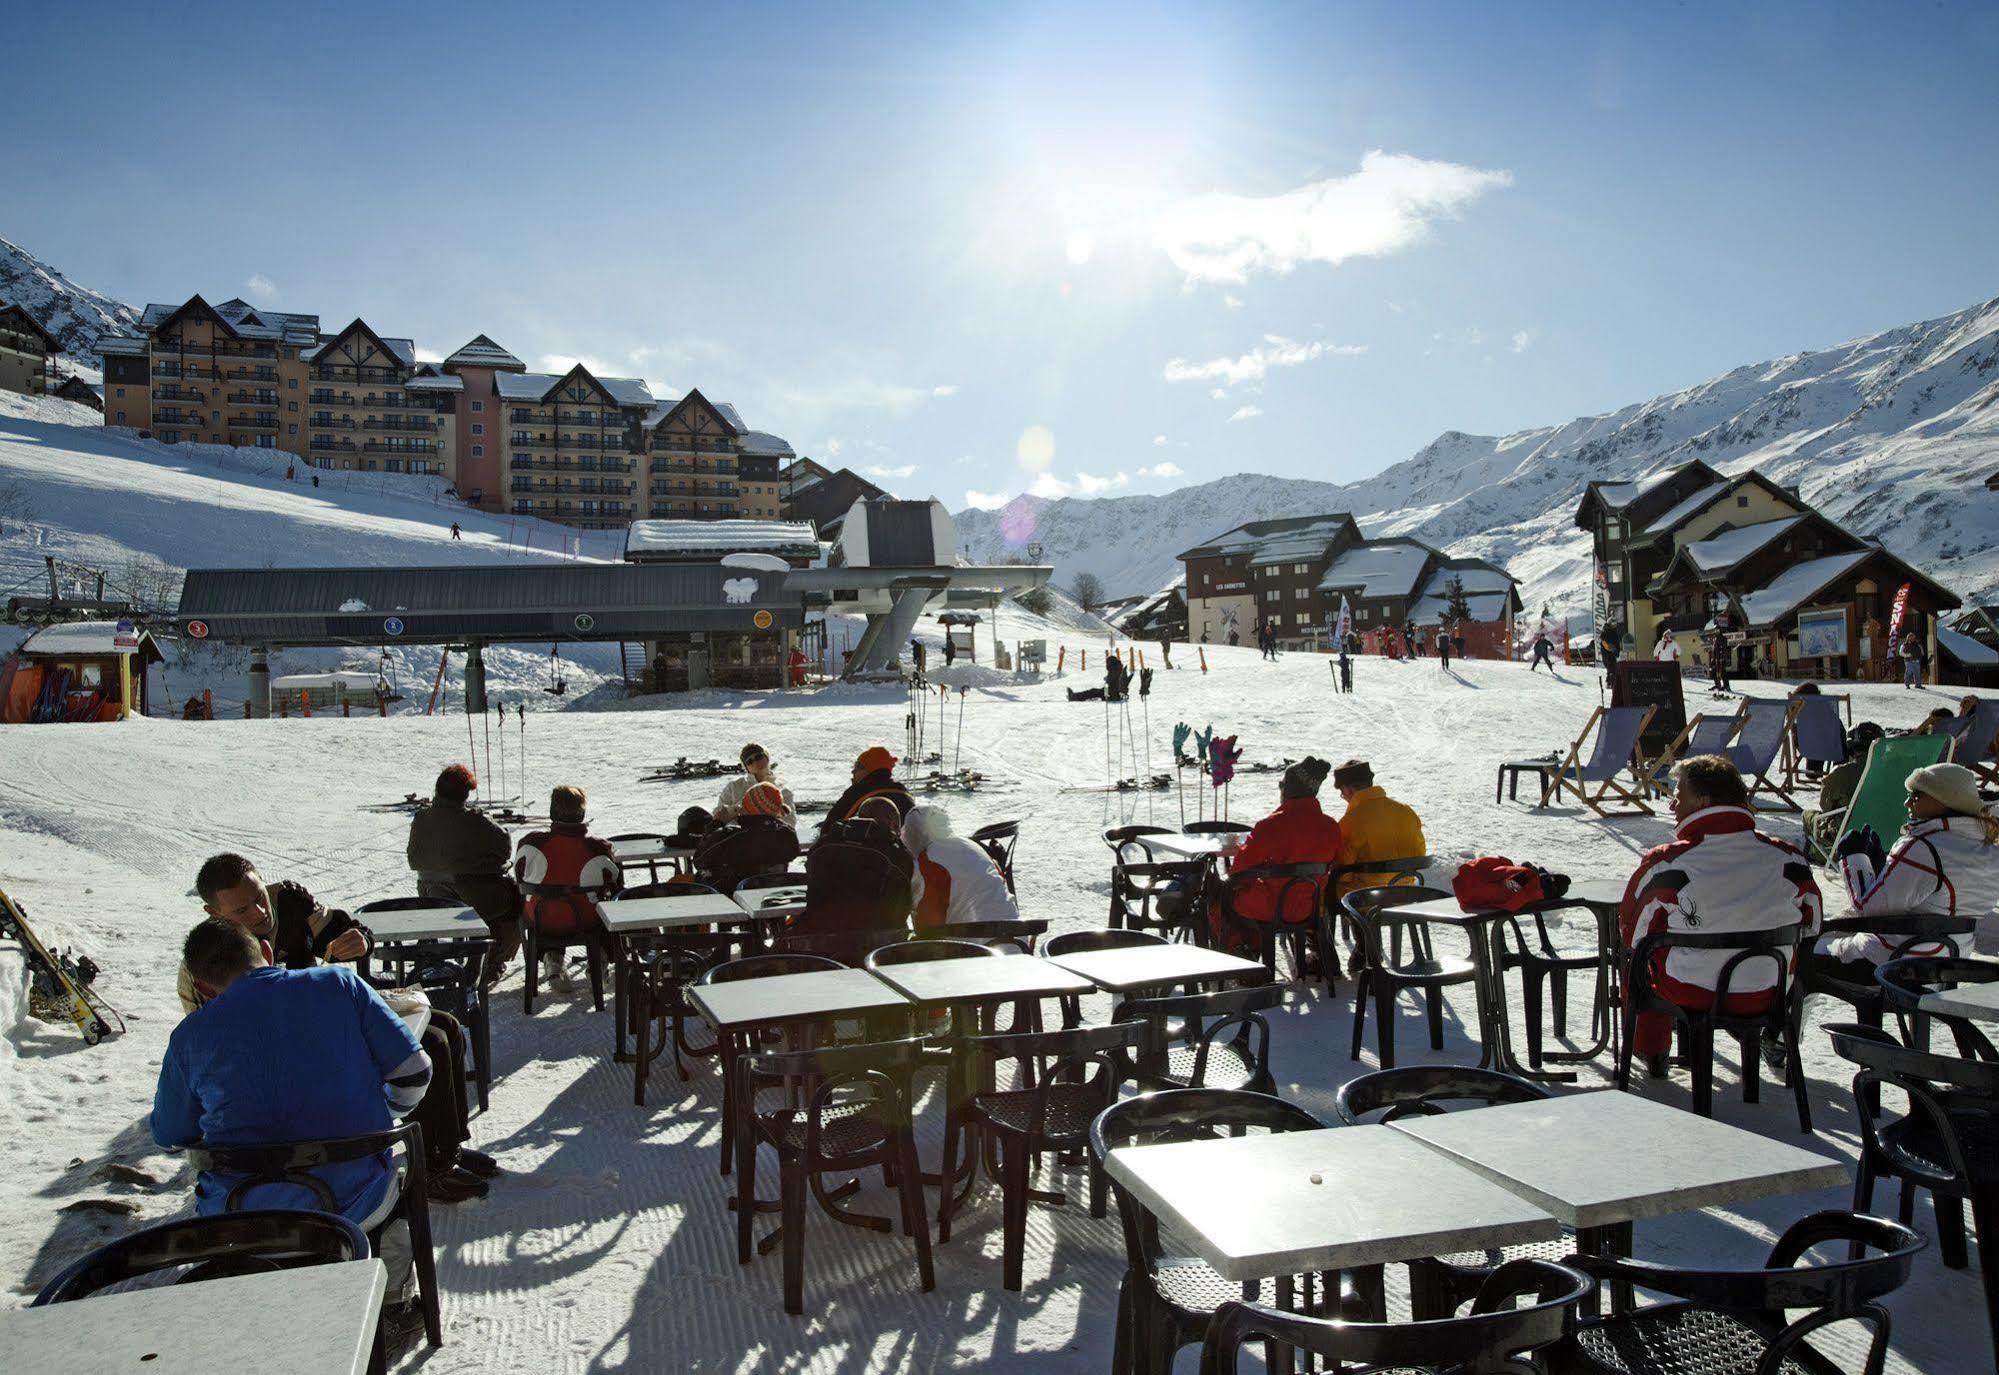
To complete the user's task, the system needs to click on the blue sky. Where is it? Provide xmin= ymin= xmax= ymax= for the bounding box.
xmin=9 ymin=2 xmax=1999 ymax=509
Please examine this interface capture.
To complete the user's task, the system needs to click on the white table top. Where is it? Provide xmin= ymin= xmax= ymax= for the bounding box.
xmin=610 ymin=836 xmax=695 ymax=862
xmin=870 ymin=954 xmax=1095 ymax=1007
xmin=361 ymin=904 xmax=487 ymax=943
xmin=1388 ymin=1090 xmax=1848 ymax=1229
xmin=1918 ymin=980 xmax=1999 ymax=1023
xmin=691 ymin=967 xmax=910 ymax=1031
xmin=601 ymin=892 xmax=750 ymax=932
xmin=1046 ymin=943 xmax=1266 ymax=993
xmin=1104 ymin=1125 xmax=1558 ymax=1281
xmin=1140 ymin=831 xmax=1246 ymax=861
xmin=734 ymin=885 xmax=809 ymax=916
xmin=1 ymin=1258 xmax=386 ymax=1374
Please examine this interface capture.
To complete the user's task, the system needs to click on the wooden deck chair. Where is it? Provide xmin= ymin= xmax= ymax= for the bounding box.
xmin=1641 ymin=710 xmax=1741 ymax=797
xmin=1544 ymin=704 xmax=1657 ymax=817
xmin=1940 ymin=698 xmax=1999 ymax=787
xmin=1824 ymin=733 xmax=1955 ymax=865
xmin=1780 ymin=694 xmax=1847 ymax=790
xmin=1726 ymin=698 xmax=1802 ymax=812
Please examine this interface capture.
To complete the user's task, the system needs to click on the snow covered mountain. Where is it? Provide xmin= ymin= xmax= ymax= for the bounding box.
xmin=0 ymin=236 xmax=139 ymax=373
xmin=956 ymin=296 xmax=1999 ymax=618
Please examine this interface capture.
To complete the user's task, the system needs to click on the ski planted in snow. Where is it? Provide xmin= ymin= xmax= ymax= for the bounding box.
xmin=0 ymin=888 xmax=122 ymax=1046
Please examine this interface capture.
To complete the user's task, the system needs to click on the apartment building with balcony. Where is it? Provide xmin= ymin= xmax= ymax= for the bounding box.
xmin=640 ymin=388 xmax=787 ymax=522
xmin=499 ymin=364 xmax=655 ymax=529
xmin=0 ymin=301 xmax=59 ymax=396
xmin=303 ymin=319 xmax=455 ymax=480
xmin=104 ymin=295 xmax=320 ymax=455
xmin=439 ymin=334 xmax=525 ymax=507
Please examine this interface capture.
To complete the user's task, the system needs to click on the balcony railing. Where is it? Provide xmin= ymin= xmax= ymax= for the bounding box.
xmin=228 ymin=392 xmax=278 ymax=407
xmin=363 ymin=416 xmax=436 ymax=433
xmin=310 ymin=366 xmax=400 ymax=384
xmin=226 ymin=367 xmax=279 ymax=382
xmin=310 ymin=416 xmax=357 ymax=430
xmin=363 ymin=440 xmax=437 ymax=455
xmin=312 ymin=438 xmax=358 ymax=453
xmin=227 ymin=414 xmax=280 ymax=431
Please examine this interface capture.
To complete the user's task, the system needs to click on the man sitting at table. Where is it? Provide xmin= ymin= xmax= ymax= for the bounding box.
xmin=154 ymin=917 xmax=430 ymax=1222
xmin=184 ymin=853 xmax=495 ymax=1202
xmin=1619 ymin=754 xmax=1823 ymax=1070
xmin=798 ymin=797 xmax=914 ymax=947
xmin=406 ymin=763 xmax=523 ymax=987
xmin=1330 ymin=760 xmax=1427 ymax=900
xmin=903 ymin=803 xmax=1018 ymax=929
xmin=514 ymin=784 xmax=621 ymax=992
xmin=822 ymin=746 xmax=914 ymax=828
xmin=1207 ymin=757 xmax=1341 ymax=953
xmin=713 ymin=742 xmax=796 ymax=824
xmin=696 ymin=781 xmax=801 ymax=892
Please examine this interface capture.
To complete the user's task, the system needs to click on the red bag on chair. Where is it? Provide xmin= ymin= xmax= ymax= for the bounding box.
xmin=1452 ymin=856 xmax=1545 ymax=913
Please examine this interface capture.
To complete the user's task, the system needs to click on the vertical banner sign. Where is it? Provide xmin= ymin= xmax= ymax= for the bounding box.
xmin=1335 ymin=596 xmax=1352 ymax=647
xmin=1885 ymin=581 xmax=1912 ymax=660
xmin=1591 ymin=558 xmax=1609 ymax=641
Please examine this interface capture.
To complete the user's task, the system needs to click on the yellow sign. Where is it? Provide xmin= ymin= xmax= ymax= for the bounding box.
xmin=752 ymin=609 xmax=774 ymax=630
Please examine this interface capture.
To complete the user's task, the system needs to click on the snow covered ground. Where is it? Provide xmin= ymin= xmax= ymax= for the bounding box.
xmin=0 ymin=642 xmax=1986 ymax=1373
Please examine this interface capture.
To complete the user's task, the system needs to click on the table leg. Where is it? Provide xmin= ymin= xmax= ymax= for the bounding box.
xmin=1472 ymin=921 xmax=1579 ymax=1084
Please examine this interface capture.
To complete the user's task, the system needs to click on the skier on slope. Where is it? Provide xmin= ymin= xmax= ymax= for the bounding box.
xmin=1529 ymin=631 xmax=1556 ymax=673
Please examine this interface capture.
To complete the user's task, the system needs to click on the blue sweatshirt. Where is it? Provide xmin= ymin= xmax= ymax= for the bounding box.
xmin=152 ymin=963 xmax=424 ymax=1222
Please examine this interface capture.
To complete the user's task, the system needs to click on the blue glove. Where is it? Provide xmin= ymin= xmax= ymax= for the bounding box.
xmin=1834 ymin=825 xmax=1885 ymax=870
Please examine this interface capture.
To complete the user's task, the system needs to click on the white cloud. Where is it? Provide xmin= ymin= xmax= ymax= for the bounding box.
xmin=1156 ymin=150 xmax=1512 ymax=286
xmin=539 ymin=353 xmax=613 ymax=376
xmin=1152 ymin=434 xmax=1168 ymax=447
xmin=963 ymin=489 xmax=1009 ymax=511
xmin=780 ymin=380 xmax=958 ymax=414
xmin=243 ymin=273 xmax=281 ymax=305
xmin=1164 ymin=335 xmax=1365 ymax=391
xmin=414 ymin=346 xmax=443 ymax=364
xmin=1138 ymin=461 xmax=1184 ymax=479
xmin=1223 ymin=294 xmax=1244 ymax=310
xmin=1228 ymin=405 xmax=1264 ymax=422
xmin=824 ymin=438 xmax=843 ymax=457
xmin=1065 ymin=229 xmax=1094 ymax=265
xmin=1509 ymin=329 xmax=1537 ymax=354
xmin=1074 ymin=471 xmax=1129 ymax=496
xmin=865 ymin=463 xmax=918 ymax=479
xmin=1016 ymin=425 xmax=1056 ymax=473
xmin=1027 ymin=472 xmax=1071 ymax=499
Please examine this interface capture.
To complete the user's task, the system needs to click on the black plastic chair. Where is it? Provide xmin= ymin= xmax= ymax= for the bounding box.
xmin=34 ymin=1208 xmax=369 ymax=1301
xmin=1110 ymin=860 xmax=1205 ymax=943
xmin=517 ymin=876 xmax=621 ymax=1016
xmin=1091 ymin=1088 xmax=1336 ymax=1375
xmin=970 ymin=819 xmax=1023 ymax=895
xmin=946 ymin=1019 xmax=1147 ymax=1289
xmin=736 ymin=1036 xmax=934 ymax=1315
xmin=1803 ymin=916 xmax=1974 ymax=1033
xmin=1342 ymin=883 xmax=1476 ymax=1069
xmin=1210 ymin=862 xmax=1332 ymax=982
xmin=357 ymin=897 xmax=495 ymax=1114
xmin=605 ymin=830 xmax=682 ymax=883
xmin=1117 ymin=982 xmax=1282 ymax=1094
xmin=1491 ymin=898 xmax=1612 ymax=1071
xmin=1332 ymin=1066 xmax=1571 ymax=1320
xmin=1875 ymin=955 xmax=1999 ymax=1061
xmin=1201 ymin=1258 xmax=1591 ymax=1375
xmin=1320 ymin=856 xmax=1433 ymax=988
xmin=1553 ymin=1211 xmax=1923 ymax=1375
xmin=1827 ymin=1021 xmax=1999 ymax=1357
xmin=190 ymin=1121 xmax=440 ymax=1350
xmin=772 ymin=925 xmax=912 ymax=965
xmin=1618 ymin=925 xmax=1811 ymax=1131
xmin=621 ymin=882 xmax=749 ymax=1105
xmin=911 ymin=918 xmax=1048 ymax=953
xmin=698 ymin=953 xmax=844 ymax=1177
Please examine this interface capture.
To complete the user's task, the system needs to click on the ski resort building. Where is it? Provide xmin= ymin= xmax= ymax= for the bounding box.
xmin=48 ymin=374 xmax=103 ymax=410
xmin=1576 ymin=461 xmax=1962 ymax=680
xmin=780 ymin=458 xmax=889 ymax=541
xmin=97 ymin=308 xmax=801 ymax=532
xmin=1176 ymin=514 xmax=1520 ymax=655
xmin=0 ymin=301 xmax=59 ymax=397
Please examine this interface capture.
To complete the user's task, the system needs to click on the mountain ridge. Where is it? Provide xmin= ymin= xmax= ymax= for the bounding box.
xmin=0 ymin=236 xmax=140 ymax=374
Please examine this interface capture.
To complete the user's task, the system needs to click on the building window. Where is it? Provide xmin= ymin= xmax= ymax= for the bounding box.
xmin=288 ymin=424 xmax=297 ymax=435
xmin=1604 ymin=517 xmax=1623 ymax=540
xmin=471 ymin=400 xmax=483 ymax=412
xmin=288 ymin=378 xmax=298 ymax=389
xmin=1737 ymin=495 xmax=1750 ymax=508
xmin=116 ymin=411 xmax=125 ymax=423
xmin=471 ymin=423 xmax=484 ymax=436
xmin=288 ymin=401 xmax=298 ymax=412
xmin=1294 ymin=587 xmax=1308 ymax=600
xmin=256 ymin=435 xmax=275 ymax=449
xmin=1608 ymin=564 xmax=1623 ymax=586
xmin=115 ymin=387 xmax=124 ymax=398
xmin=471 ymin=444 xmax=483 ymax=457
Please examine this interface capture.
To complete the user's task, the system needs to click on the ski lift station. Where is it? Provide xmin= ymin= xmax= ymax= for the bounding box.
xmin=172 ymin=499 xmax=1049 ymax=713
xmin=1 ymin=620 xmax=164 ymax=723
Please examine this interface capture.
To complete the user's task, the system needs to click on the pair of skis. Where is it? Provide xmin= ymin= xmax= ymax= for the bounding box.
xmin=0 ymin=888 xmax=122 ymax=1046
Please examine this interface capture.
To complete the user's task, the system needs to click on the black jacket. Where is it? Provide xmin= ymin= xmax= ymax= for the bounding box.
xmin=407 ymin=797 xmax=513 ymax=882
xmin=824 ymin=769 xmax=914 ymax=826
xmin=696 ymin=816 xmax=801 ymax=892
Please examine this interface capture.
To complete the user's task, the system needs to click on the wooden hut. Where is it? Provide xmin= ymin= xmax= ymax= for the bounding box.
xmin=1 ymin=622 xmax=163 ymax=722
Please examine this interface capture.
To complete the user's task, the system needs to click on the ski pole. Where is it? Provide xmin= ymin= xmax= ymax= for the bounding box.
xmin=955 ymin=687 xmax=966 ymax=775
xmin=482 ymin=705 xmax=493 ymax=800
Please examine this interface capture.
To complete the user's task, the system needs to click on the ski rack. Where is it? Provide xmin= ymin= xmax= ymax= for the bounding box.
xmin=0 ymin=888 xmax=122 ymax=1046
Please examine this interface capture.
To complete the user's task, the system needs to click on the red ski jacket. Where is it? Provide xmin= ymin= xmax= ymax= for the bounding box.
xmin=515 ymin=823 xmax=620 ymax=939
xmin=1223 ymin=797 xmax=1343 ymax=923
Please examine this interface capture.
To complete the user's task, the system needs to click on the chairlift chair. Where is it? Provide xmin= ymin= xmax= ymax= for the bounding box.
xmin=544 ymin=644 xmax=568 ymax=696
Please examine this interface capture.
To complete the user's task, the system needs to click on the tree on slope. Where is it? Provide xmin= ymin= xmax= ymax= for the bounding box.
xmin=1070 ymin=571 xmax=1105 ymax=611
xmin=1444 ymin=574 xmax=1472 ymax=624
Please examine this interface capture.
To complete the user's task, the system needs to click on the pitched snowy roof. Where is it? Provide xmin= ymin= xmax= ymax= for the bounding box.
xmin=1316 ymin=540 xmax=1435 ymax=598
xmin=1737 ymin=550 xmax=1874 ymax=626
xmin=18 ymin=622 xmax=153 ymax=656
xmin=140 ymin=297 xmax=320 ymax=345
xmin=715 ymin=401 xmax=748 ymax=431
xmin=443 ymin=334 xmax=524 ymax=370
xmin=1683 ymin=517 xmax=1806 ymax=573
xmin=622 ymin=519 xmax=820 ymax=561
xmin=599 ymin=375 xmax=654 ymax=409
xmin=1592 ymin=462 xmax=1700 ymax=511
xmin=1406 ymin=559 xmax=1518 ymax=626
xmin=1181 ymin=513 xmax=1356 ymax=561
xmin=738 ymin=430 xmax=794 ymax=459
xmin=401 ymin=372 xmax=463 ymax=393
xmin=301 ymin=325 xmax=416 ymax=368
xmin=0 ymin=300 xmax=59 ymax=349
xmin=96 ymin=334 xmax=146 ymax=357
xmin=1939 ymin=624 xmax=1999 ymax=667
xmin=1247 ymin=517 xmax=1357 ymax=567
xmin=1642 ymin=480 xmax=1733 ymax=536
xmin=494 ymin=372 xmax=562 ymax=401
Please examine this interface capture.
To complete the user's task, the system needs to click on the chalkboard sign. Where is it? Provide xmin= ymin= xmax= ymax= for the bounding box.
xmin=1613 ymin=660 xmax=1686 ymax=757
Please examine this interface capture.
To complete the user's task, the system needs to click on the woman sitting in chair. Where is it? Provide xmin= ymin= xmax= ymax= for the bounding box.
xmin=1207 ymin=757 xmax=1341 ymax=952
xmin=1830 ymin=762 xmax=1999 ymax=968
xmin=515 ymin=786 xmax=620 ymax=991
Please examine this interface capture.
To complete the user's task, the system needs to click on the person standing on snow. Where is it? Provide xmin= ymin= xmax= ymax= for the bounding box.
xmin=1529 ymin=631 xmax=1556 ymax=672
xmin=450 ymin=521 xmax=462 ymax=540
xmin=902 ymin=805 xmax=1018 ymax=928
xmin=1656 ymin=631 xmax=1681 ymax=670
xmin=1437 ymin=627 xmax=1452 ymax=670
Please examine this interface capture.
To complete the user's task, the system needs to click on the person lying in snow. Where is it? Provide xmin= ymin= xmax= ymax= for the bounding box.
xmin=902 ymin=804 xmax=1017 ymax=929
xmin=182 ymin=852 xmax=496 ymax=1203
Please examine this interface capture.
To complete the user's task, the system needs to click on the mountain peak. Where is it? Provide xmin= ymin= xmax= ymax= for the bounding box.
xmin=0 ymin=236 xmax=141 ymax=372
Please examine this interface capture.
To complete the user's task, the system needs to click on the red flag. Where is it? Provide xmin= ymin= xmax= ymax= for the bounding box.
xmin=1885 ymin=582 xmax=1912 ymax=657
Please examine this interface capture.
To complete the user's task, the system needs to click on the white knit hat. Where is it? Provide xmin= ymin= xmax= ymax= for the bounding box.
xmin=1905 ymin=763 xmax=1988 ymax=818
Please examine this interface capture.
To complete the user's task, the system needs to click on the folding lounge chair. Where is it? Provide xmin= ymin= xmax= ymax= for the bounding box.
xmin=1781 ymin=694 xmax=1848 ymax=790
xmin=1945 ymin=698 xmax=1999 ymax=788
xmin=1641 ymin=711 xmax=1741 ymax=797
xmin=1727 ymin=698 xmax=1801 ymax=812
xmin=1823 ymin=733 xmax=1955 ymax=866
xmin=1544 ymin=705 xmax=1657 ymax=817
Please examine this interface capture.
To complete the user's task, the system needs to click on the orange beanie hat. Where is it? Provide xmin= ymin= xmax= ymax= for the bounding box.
xmin=856 ymin=745 xmax=897 ymax=774
xmin=742 ymin=782 xmax=786 ymax=817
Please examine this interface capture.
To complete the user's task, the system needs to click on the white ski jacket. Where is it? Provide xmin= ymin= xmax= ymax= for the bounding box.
xmin=1833 ymin=815 xmax=1999 ymax=962
xmin=903 ymin=806 xmax=1017 ymax=929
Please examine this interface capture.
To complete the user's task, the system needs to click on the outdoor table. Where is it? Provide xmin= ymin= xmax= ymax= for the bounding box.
xmin=1045 ymin=943 xmax=1265 ymax=994
xmin=1103 ymin=1123 xmax=1558 ymax=1282
xmin=1918 ymin=979 xmax=1999 ymax=1023
xmin=610 ymin=835 xmax=696 ymax=881
xmin=603 ymin=893 xmax=775 ymax=1061
xmin=2 ymin=1258 xmax=387 ymax=1374
xmin=1389 ymin=1089 xmax=1847 ymax=1313
xmin=1141 ymin=831 xmax=1246 ymax=863
xmin=1495 ymin=757 xmax=1562 ymax=804
xmin=1394 ymin=880 xmax=1627 ymax=1082
xmin=361 ymin=904 xmax=487 ymax=944
xmin=734 ymin=885 xmax=809 ymax=920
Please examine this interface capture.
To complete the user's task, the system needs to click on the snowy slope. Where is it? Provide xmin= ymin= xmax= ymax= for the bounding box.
xmin=956 ymin=296 xmax=1999 ymax=617
xmin=0 ymin=236 xmax=139 ymax=373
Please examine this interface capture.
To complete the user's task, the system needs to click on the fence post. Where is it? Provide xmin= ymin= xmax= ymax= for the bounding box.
xmin=1198 ymin=646 xmax=1207 ymax=673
